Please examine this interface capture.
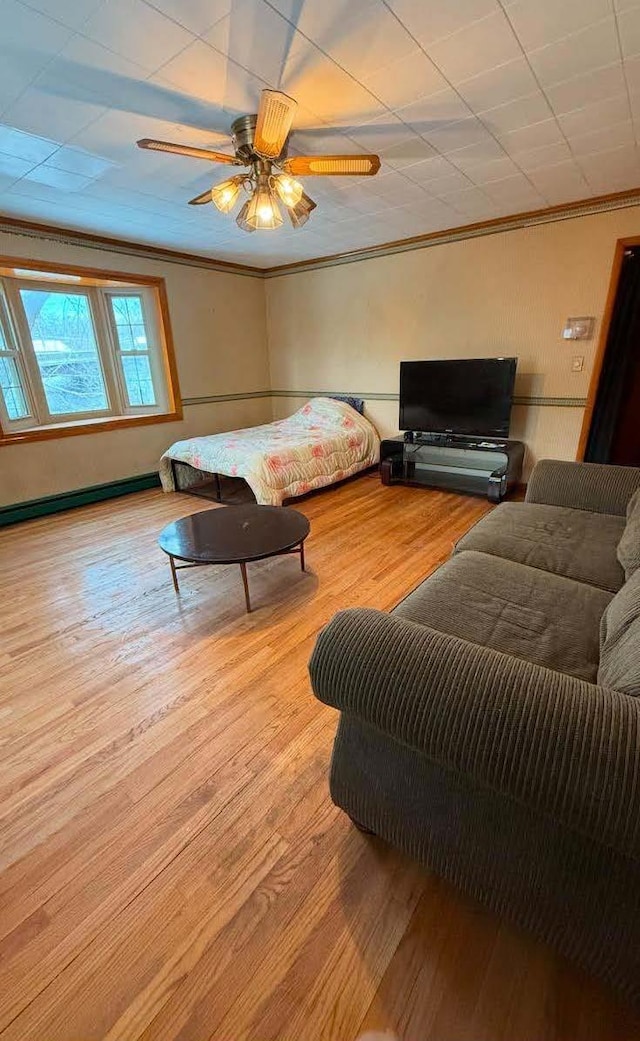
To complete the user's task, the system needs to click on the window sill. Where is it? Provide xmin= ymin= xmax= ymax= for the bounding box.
xmin=0 ymin=408 xmax=183 ymax=446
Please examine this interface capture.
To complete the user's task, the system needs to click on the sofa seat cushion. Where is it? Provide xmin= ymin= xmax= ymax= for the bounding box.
xmin=393 ymin=550 xmax=613 ymax=682
xmin=454 ymin=502 xmax=625 ymax=592
xmin=598 ymin=569 xmax=640 ymax=695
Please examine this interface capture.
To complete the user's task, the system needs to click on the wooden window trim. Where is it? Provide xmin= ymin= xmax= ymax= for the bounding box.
xmin=0 ymin=257 xmax=182 ymax=446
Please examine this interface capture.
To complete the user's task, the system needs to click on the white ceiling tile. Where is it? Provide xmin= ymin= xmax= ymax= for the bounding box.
xmin=513 ymin=141 xmax=573 ymax=171
xmin=143 ymin=0 xmax=231 ymax=35
xmin=361 ymin=49 xmax=449 ymax=110
xmin=497 ymin=118 xmax=564 ymax=155
xmin=154 ymin=39 xmax=263 ymax=117
xmin=384 ymin=0 xmax=500 ymax=49
xmin=546 ymin=62 xmax=628 ymax=114
xmin=349 ymin=114 xmax=417 ymax=153
xmin=204 ymin=0 xmax=306 ymax=87
xmin=439 ymin=185 xmax=497 ymax=218
xmin=528 ymin=19 xmax=620 ymax=88
xmin=456 ymin=57 xmax=539 ymax=112
xmin=577 ymin=142 xmax=640 ymax=175
xmin=82 ymin=0 xmax=194 ymax=73
xmin=395 ymin=89 xmax=472 ymax=133
xmin=426 ymin=11 xmax=522 ymax=84
xmin=566 ymin=120 xmax=636 ymax=156
xmin=0 ymin=124 xmax=58 ymax=162
xmin=382 ymin=136 xmax=438 ymax=169
xmin=402 ymin=153 xmax=465 ymax=184
xmin=445 ymin=137 xmax=506 ymax=169
xmin=43 ymin=146 xmax=116 ymax=177
xmin=0 ymin=0 xmax=73 ymax=114
xmin=458 ymin=154 xmax=521 ymax=183
xmin=280 ymin=43 xmax=385 ymax=126
xmin=618 ymin=6 xmax=640 ymax=58
xmin=505 ymin=0 xmax=613 ymax=51
xmin=478 ymin=92 xmax=554 ymax=134
xmin=24 ymin=165 xmax=96 ymax=191
xmin=420 ymin=167 xmax=474 ymax=196
xmin=0 ymin=152 xmax=38 ymax=179
xmin=527 ymin=158 xmax=590 ymax=198
xmin=482 ymin=173 xmax=547 ymax=207
xmin=22 ymin=0 xmax=103 ymax=28
xmin=557 ymin=93 xmax=632 ymax=138
xmin=2 ymin=86 xmax=103 ymax=143
xmin=578 ymin=143 xmax=640 ymax=191
xmin=624 ymin=53 xmax=640 ymax=91
xmin=423 ymin=118 xmax=498 ymax=154
xmin=319 ymin=4 xmax=416 ymax=81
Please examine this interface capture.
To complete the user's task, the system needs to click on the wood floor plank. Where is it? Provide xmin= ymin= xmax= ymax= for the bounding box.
xmin=1 ymin=475 xmax=639 ymax=1040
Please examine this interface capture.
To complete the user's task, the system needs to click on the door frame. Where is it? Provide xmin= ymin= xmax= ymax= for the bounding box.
xmin=577 ymin=235 xmax=640 ymax=459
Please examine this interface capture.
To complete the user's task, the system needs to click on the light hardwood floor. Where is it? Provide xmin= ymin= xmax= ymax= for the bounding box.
xmin=1 ymin=473 xmax=639 ymax=1041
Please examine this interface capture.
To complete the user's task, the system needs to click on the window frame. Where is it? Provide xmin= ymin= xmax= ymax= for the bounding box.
xmin=0 ymin=258 xmax=182 ymax=446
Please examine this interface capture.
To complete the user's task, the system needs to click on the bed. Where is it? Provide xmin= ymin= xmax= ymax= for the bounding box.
xmin=159 ymin=396 xmax=380 ymax=507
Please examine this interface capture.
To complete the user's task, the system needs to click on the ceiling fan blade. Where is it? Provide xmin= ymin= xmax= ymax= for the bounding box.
xmin=282 ymin=154 xmax=381 ymax=176
xmin=253 ymin=89 xmax=297 ymax=159
xmin=188 ymin=189 xmax=213 ymax=206
xmin=137 ymin=138 xmax=241 ymax=164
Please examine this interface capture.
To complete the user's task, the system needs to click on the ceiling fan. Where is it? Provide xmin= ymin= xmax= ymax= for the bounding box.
xmin=137 ymin=88 xmax=381 ymax=233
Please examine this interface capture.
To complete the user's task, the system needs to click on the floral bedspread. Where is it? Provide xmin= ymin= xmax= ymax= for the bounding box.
xmin=159 ymin=397 xmax=380 ymax=506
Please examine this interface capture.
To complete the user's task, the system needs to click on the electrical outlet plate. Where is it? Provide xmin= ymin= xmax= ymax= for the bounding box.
xmin=563 ymin=316 xmax=595 ymax=340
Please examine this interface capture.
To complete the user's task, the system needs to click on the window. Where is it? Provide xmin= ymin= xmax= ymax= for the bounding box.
xmin=0 ymin=260 xmax=181 ymax=443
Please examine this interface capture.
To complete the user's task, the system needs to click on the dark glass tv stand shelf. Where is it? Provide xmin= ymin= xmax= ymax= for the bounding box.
xmin=380 ymin=433 xmax=525 ymax=502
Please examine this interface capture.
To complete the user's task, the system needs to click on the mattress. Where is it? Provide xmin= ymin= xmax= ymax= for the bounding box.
xmin=159 ymin=397 xmax=380 ymax=506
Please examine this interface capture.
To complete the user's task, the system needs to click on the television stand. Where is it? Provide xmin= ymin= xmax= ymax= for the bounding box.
xmin=380 ymin=434 xmax=525 ymax=502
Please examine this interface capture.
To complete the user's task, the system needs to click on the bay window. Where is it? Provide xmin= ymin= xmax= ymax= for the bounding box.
xmin=0 ymin=260 xmax=181 ymax=443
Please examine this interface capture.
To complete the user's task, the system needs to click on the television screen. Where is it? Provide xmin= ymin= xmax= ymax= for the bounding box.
xmin=399 ymin=357 xmax=517 ymax=437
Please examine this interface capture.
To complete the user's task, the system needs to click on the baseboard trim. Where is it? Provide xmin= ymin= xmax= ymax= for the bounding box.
xmin=0 ymin=472 xmax=161 ymax=527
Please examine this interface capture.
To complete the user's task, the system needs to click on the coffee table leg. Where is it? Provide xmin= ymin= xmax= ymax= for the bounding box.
xmin=240 ymin=561 xmax=251 ymax=612
xmin=300 ymin=540 xmax=305 ymax=572
xmin=169 ymin=555 xmax=179 ymax=594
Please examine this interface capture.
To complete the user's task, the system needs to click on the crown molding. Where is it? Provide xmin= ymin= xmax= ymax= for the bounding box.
xmin=3 ymin=185 xmax=640 ymax=280
xmin=0 ymin=214 xmax=264 ymax=277
xmin=263 ymin=186 xmax=640 ymax=277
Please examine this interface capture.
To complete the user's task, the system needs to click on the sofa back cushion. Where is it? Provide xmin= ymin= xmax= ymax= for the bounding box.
xmin=617 ymin=488 xmax=640 ymax=581
xmin=598 ymin=567 xmax=640 ymax=695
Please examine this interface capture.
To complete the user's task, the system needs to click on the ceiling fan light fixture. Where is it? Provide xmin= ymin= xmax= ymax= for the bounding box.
xmin=287 ymin=190 xmax=317 ymax=229
xmin=243 ymin=181 xmax=283 ymax=231
xmin=211 ymin=175 xmax=243 ymax=213
xmin=273 ymin=172 xmax=304 ymax=208
xmin=236 ymin=199 xmax=256 ymax=233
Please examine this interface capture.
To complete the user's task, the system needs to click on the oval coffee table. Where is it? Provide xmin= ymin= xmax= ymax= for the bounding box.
xmin=158 ymin=504 xmax=310 ymax=613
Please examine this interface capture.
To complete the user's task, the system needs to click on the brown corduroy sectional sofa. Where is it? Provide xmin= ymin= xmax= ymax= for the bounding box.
xmin=309 ymin=459 xmax=640 ymax=1002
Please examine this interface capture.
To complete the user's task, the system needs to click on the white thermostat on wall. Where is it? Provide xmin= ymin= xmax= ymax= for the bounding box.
xmin=562 ymin=316 xmax=595 ymax=340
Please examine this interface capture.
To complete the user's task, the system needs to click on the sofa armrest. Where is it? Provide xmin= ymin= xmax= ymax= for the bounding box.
xmin=525 ymin=459 xmax=640 ymax=515
xmin=309 ymin=608 xmax=640 ymax=859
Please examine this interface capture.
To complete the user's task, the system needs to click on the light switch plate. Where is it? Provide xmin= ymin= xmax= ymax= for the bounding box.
xmin=563 ymin=316 xmax=595 ymax=340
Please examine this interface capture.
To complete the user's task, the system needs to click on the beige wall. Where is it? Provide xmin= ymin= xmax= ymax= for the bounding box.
xmin=0 ymin=230 xmax=270 ymax=507
xmin=266 ymin=205 xmax=640 ymax=476
xmin=6 ymin=202 xmax=640 ymax=507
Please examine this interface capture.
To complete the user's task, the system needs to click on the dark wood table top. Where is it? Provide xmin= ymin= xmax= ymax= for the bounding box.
xmin=158 ymin=504 xmax=310 ymax=565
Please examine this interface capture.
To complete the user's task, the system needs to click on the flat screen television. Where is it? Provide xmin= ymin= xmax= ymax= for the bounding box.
xmin=399 ymin=357 xmax=517 ymax=437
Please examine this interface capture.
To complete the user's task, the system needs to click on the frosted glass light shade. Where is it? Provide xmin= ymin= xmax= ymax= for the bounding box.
xmin=243 ymin=185 xmax=283 ymax=230
xmin=273 ymin=173 xmax=304 ymax=208
xmin=211 ymin=176 xmax=242 ymax=213
xmin=236 ymin=199 xmax=256 ymax=232
xmin=287 ymin=190 xmax=316 ymax=228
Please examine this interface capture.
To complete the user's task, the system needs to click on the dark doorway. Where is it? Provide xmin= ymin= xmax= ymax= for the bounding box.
xmin=585 ymin=246 xmax=640 ymax=465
